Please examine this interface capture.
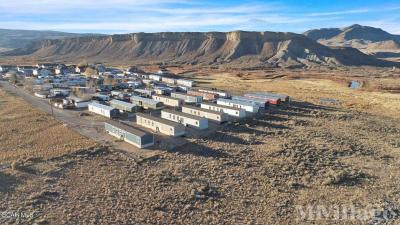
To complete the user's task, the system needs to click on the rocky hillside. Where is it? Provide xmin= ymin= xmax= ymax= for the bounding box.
xmin=0 ymin=29 xmax=99 ymax=52
xmin=2 ymin=31 xmax=398 ymax=68
xmin=304 ymin=24 xmax=400 ymax=54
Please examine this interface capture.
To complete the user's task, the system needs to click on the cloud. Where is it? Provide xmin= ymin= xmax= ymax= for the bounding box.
xmin=307 ymin=9 xmax=370 ymax=17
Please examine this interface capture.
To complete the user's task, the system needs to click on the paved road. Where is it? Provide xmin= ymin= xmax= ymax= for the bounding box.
xmin=0 ymin=81 xmax=160 ymax=160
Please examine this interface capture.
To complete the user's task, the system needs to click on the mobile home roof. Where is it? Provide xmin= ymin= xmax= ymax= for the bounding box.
xmin=110 ymin=99 xmax=138 ymax=108
xmin=89 ymin=102 xmax=115 ymax=111
xmin=105 ymin=120 xmax=149 ymax=137
xmin=131 ymin=96 xmax=160 ymax=105
xmin=217 ymin=98 xmax=255 ymax=106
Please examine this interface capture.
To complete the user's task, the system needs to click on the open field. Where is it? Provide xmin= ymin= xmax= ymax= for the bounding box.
xmin=0 ymin=86 xmax=97 ymax=163
xmin=1 ymin=68 xmax=400 ymax=224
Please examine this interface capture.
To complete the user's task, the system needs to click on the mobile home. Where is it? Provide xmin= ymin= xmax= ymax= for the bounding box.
xmin=198 ymin=89 xmax=231 ymax=98
xmin=161 ymin=109 xmax=208 ymax=129
xmin=152 ymin=95 xmax=183 ymax=107
xmin=105 ymin=120 xmax=154 ymax=148
xmin=149 ymin=74 xmax=162 ymax=81
xmin=200 ymin=102 xmax=246 ymax=118
xmin=134 ymin=88 xmax=154 ymax=97
xmin=231 ymin=96 xmax=268 ymax=108
xmin=187 ymin=90 xmax=218 ymax=101
xmin=110 ymin=99 xmax=139 ymax=113
xmin=216 ymin=98 xmax=259 ymax=113
xmin=161 ymin=77 xmax=176 ymax=84
xmin=251 ymin=92 xmax=290 ymax=102
xmin=171 ymin=92 xmax=202 ymax=103
xmin=88 ymin=102 xmax=119 ymax=118
xmin=176 ymin=79 xmax=194 ymax=87
xmin=244 ymin=93 xmax=281 ymax=105
xmin=136 ymin=113 xmax=185 ymax=137
xmin=130 ymin=96 xmax=164 ymax=110
xmin=182 ymin=105 xmax=228 ymax=123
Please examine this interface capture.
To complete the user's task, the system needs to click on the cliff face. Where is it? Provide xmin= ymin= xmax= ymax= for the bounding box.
xmin=3 ymin=31 xmax=398 ymax=68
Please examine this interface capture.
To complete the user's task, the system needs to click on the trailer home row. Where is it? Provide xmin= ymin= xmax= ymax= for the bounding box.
xmin=152 ymin=95 xmax=183 ymax=107
xmin=182 ymin=105 xmax=228 ymax=123
xmin=201 ymin=102 xmax=246 ymax=118
xmin=136 ymin=113 xmax=185 ymax=136
xmin=161 ymin=109 xmax=208 ymax=129
xmin=130 ymin=96 xmax=164 ymax=110
xmin=171 ymin=92 xmax=202 ymax=103
xmin=105 ymin=120 xmax=154 ymax=148
xmin=216 ymin=98 xmax=259 ymax=113
xmin=88 ymin=102 xmax=119 ymax=118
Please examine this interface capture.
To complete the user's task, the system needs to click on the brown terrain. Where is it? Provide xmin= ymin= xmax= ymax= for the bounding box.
xmin=1 ymin=66 xmax=400 ymax=224
xmin=2 ymin=31 xmax=399 ymax=69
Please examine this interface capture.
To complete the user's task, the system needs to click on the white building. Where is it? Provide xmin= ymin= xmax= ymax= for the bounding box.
xmin=149 ymin=74 xmax=162 ymax=81
xmin=216 ymin=98 xmax=259 ymax=113
xmin=176 ymin=79 xmax=194 ymax=87
xmin=171 ymin=92 xmax=202 ymax=103
xmin=182 ymin=105 xmax=228 ymax=123
xmin=198 ymin=89 xmax=231 ymax=98
xmin=152 ymin=95 xmax=183 ymax=107
xmin=88 ymin=102 xmax=119 ymax=118
xmin=201 ymin=102 xmax=246 ymax=118
xmin=136 ymin=113 xmax=185 ymax=137
xmin=231 ymin=96 xmax=267 ymax=108
xmin=161 ymin=109 xmax=208 ymax=130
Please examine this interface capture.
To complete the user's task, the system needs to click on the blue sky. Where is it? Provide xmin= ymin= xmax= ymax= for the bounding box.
xmin=0 ymin=0 xmax=399 ymax=34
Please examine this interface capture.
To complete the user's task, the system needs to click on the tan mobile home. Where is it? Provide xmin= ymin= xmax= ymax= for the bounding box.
xmin=161 ymin=109 xmax=208 ymax=129
xmin=181 ymin=105 xmax=228 ymax=123
xmin=136 ymin=113 xmax=185 ymax=137
xmin=152 ymin=95 xmax=183 ymax=107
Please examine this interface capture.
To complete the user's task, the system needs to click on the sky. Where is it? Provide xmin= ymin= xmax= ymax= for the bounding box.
xmin=0 ymin=0 xmax=399 ymax=34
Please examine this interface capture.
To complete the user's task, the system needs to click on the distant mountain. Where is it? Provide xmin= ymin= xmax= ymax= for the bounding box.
xmin=1 ymin=30 xmax=398 ymax=68
xmin=0 ymin=29 xmax=101 ymax=52
xmin=304 ymin=24 xmax=400 ymax=54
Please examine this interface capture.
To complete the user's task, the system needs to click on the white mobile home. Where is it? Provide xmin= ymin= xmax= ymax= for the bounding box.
xmin=198 ymin=89 xmax=231 ymax=98
xmin=182 ymin=105 xmax=228 ymax=123
xmin=217 ymin=98 xmax=259 ymax=113
xmin=88 ymin=102 xmax=119 ymax=118
xmin=152 ymin=95 xmax=183 ymax=107
xmin=105 ymin=120 xmax=154 ymax=148
xmin=171 ymin=92 xmax=202 ymax=103
xmin=161 ymin=109 xmax=208 ymax=130
xmin=250 ymin=92 xmax=290 ymax=102
xmin=231 ymin=96 xmax=267 ymax=108
xmin=176 ymin=79 xmax=194 ymax=87
xmin=149 ymin=74 xmax=162 ymax=81
xmin=134 ymin=88 xmax=154 ymax=97
xmin=136 ymin=113 xmax=185 ymax=137
xmin=130 ymin=95 xmax=164 ymax=110
xmin=161 ymin=77 xmax=176 ymax=84
xmin=201 ymin=102 xmax=246 ymax=118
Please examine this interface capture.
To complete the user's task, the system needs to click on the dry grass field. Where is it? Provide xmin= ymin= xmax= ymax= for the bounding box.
xmin=0 ymin=88 xmax=97 ymax=163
